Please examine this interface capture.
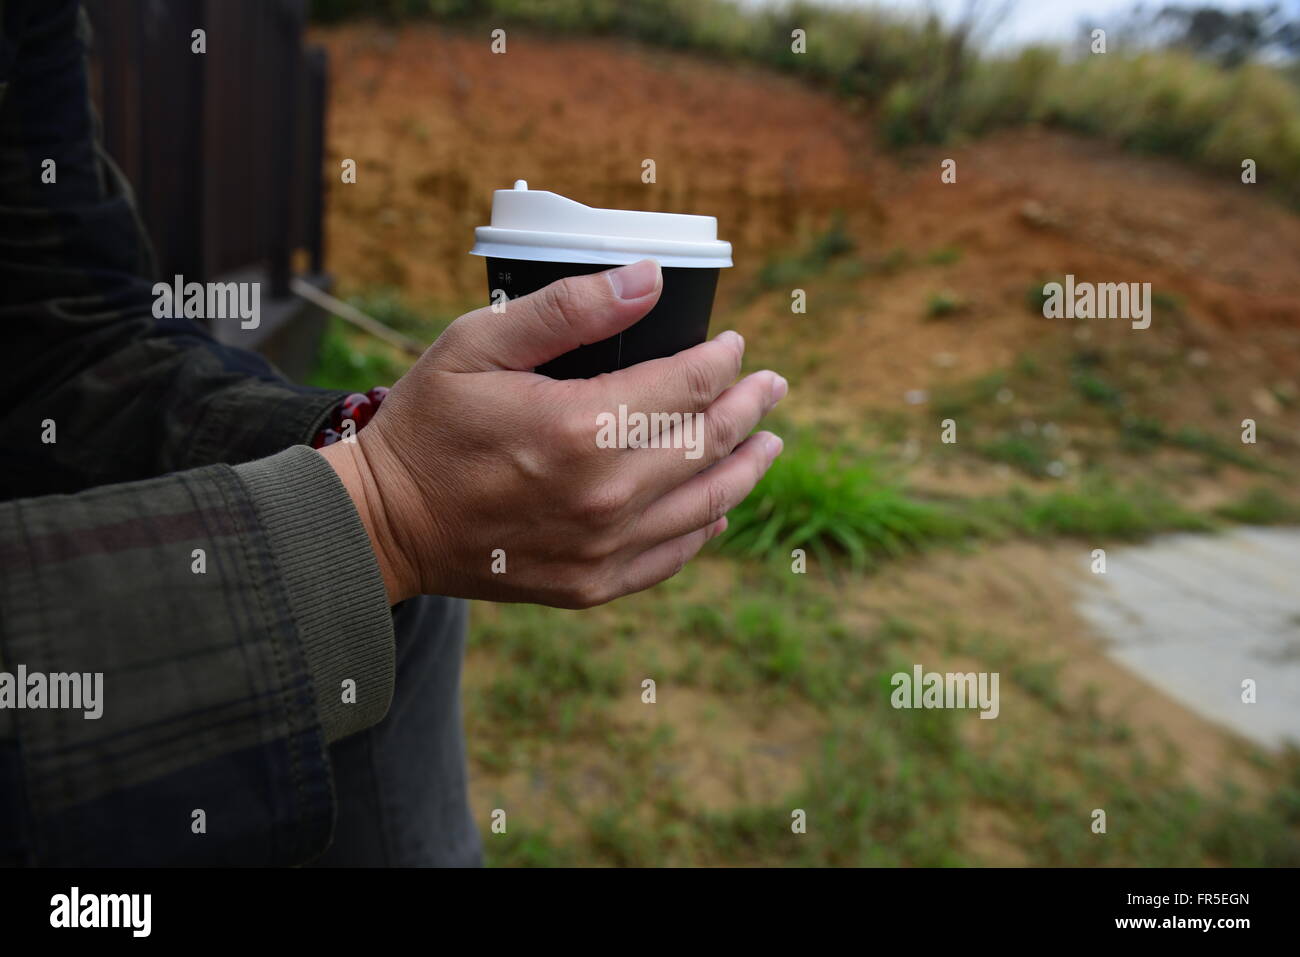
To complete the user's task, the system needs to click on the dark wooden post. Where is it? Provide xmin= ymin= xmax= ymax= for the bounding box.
xmin=304 ymin=45 xmax=329 ymax=276
xmin=266 ymin=0 xmax=304 ymax=299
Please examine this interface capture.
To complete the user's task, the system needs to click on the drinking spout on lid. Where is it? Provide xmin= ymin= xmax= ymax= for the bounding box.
xmin=514 ymin=179 xmax=528 ymax=190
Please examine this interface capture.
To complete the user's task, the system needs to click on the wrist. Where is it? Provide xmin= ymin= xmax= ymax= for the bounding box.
xmin=317 ymin=434 xmax=418 ymax=605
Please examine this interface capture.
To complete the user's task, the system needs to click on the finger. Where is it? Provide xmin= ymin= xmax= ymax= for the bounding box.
xmin=433 ymin=259 xmax=662 ymax=373
xmin=631 ymin=431 xmax=782 ymax=547
xmin=595 ymin=329 xmax=746 ymax=436
xmin=620 ymin=369 xmax=785 ymax=496
xmin=614 ymin=515 xmax=729 ymax=598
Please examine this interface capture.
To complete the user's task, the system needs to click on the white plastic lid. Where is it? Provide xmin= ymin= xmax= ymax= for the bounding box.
xmin=470 ymin=180 xmax=732 ymax=268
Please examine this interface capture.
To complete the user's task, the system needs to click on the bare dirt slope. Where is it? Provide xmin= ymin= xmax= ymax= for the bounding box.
xmin=316 ymin=30 xmax=1300 ymax=298
xmin=314 ymin=23 xmax=880 ymax=296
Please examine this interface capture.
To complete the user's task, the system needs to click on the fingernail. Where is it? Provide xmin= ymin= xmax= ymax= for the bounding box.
xmin=765 ymin=434 xmax=784 ymax=465
xmin=770 ymin=373 xmax=789 ymax=403
xmin=607 ymin=259 xmax=661 ymax=300
xmin=717 ymin=330 xmax=744 ymax=353
xmin=711 ymin=515 xmax=729 ymax=538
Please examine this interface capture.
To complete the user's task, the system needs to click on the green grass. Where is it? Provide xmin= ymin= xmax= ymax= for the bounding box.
xmin=932 ymin=347 xmax=1292 ymax=481
xmin=977 ymin=431 xmax=1057 ymax=477
xmin=459 ymin=419 xmax=1300 ymax=865
xmin=1072 ymin=371 xmax=1124 ymax=408
xmin=345 ymin=287 xmax=456 ymax=339
xmin=471 ymin=591 xmax=1300 ymax=865
xmin=754 ymin=213 xmax=855 ymax=291
xmin=732 ymin=597 xmax=807 ymax=683
xmin=1216 ymin=486 xmax=1300 ymax=524
xmin=863 ymin=246 xmax=913 ymax=276
xmin=924 ymin=290 xmax=968 ymax=319
xmin=979 ymin=482 xmax=1214 ymax=540
xmin=1169 ymin=425 xmax=1274 ymax=472
xmin=925 ymin=245 xmax=962 ymax=265
xmin=483 ymin=826 xmax=580 ymax=867
xmin=307 ymin=318 xmax=408 ymax=393
xmin=719 ymin=440 xmax=968 ymax=571
xmin=1118 ymin=413 xmax=1169 ymax=453
xmin=469 ymin=604 xmax=628 ymax=738
xmin=1024 ymin=277 xmax=1062 ymax=316
xmin=719 ymin=433 xmax=1233 ymax=568
xmin=1118 ymin=414 xmax=1281 ymax=473
xmin=307 ymin=289 xmax=459 ymax=393
xmin=931 ymin=370 xmax=1008 ymax=419
xmin=958 ymin=49 xmax=1300 ymax=207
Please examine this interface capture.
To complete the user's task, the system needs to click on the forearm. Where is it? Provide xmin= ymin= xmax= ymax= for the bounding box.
xmin=0 ymin=445 xmax=394 ymax=865
xmin=0 ymin=303 xmax=347 ymax=496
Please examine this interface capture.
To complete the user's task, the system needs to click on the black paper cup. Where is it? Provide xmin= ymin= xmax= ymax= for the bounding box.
xmin=485 ymin=257 xmax=720 ymax=379
xmin=471 ymin=181 xmax=732 ymax=380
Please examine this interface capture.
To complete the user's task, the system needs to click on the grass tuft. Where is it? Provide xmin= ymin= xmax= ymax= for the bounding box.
xmin=720 ymin=440 xmax=967 ymax=571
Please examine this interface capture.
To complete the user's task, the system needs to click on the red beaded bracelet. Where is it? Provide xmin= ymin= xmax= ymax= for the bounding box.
xmin=311 ymin=386 xmax=390 ymax=448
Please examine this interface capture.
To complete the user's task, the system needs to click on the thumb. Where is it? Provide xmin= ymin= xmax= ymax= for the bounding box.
xmin=433 ymin=259 xmax=663 ymax=373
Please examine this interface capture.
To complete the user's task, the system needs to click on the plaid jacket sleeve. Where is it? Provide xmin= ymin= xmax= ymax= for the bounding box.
xmin=0 ymin=0 xmax=346 ymax=498
xmin=0 ymin=3 xmax=398 ymax=865
xmin=0 ymin=445 xmax=396 ymax=866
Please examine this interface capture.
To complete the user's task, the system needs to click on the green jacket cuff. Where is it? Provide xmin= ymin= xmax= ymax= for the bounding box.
xmin=234 ymin=445 xmax=395 ymax=743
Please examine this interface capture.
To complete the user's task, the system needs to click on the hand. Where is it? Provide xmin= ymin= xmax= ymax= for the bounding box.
xmin=320 ymin=259 xmax=786 ymax=607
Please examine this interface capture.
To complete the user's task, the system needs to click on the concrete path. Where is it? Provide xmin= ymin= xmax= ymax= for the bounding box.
xmin=1075 ymin=527 xmax=1300 ymax=750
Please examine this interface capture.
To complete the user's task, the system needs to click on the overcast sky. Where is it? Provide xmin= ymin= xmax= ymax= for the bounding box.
xmin=740 ymin=0 xmax=1292 ymax=51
